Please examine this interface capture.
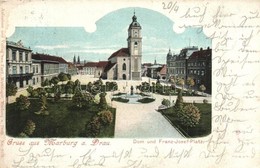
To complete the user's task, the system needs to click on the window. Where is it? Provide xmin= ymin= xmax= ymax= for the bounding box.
xmin=33 ymin=66 xmax=35 ymax=73
xmin=122 ymin=63 xmax=126 ymax=71
xmin=25 ymin=66 xmax=29 ymax=73
xmin=198 ymin=70 xmax=200 ymax=75
xmin=33 ymin=78 xmax=35 ymax=85
xmin=26 ymin=79 xmax=29 ymax=85
xmin=12 ymin=66 xmax=17 ymax=74
xmin=194 ymin=70 xmax=197 ymax=74
xmin=201 ymin=70 xmax=205 ymax=76
xmin=25 ymin=53 xmax=28 ymax=61
xmin=12 ymin=50 xmax=16 ymax=61
xmin=20 ymin=66 xmax=23 ymax=74
xmin=19 ymin=52 xmax=23 ymax=61
xmin=202 ymin=62 xmax=205 ymax=66
xmin=36 ymin=65 xmax=39 ymax=73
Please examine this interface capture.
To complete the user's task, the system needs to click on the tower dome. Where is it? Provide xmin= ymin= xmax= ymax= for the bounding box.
xmin=129 ymin=13 xmax=141 ymax=28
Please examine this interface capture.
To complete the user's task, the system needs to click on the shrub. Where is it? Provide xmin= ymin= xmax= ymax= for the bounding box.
xmin=16 ymin=95 xmax=30 ymax=111
xmin=174 ymin=89 xmax=183 ymax=109
xmin=26 ymin=85 xmax=34 ymax=96
xmin=86 ymin=117 xmax=101 ymax=137
xmin=23 ymin=120 xmax=36 ymax=136
xmin=99 ymin=92 xmax=107 ymax=109
xmin=137 ymin=98 xmax=155 ymax=103
xmin=112 ymin=97 xmax=129 ymax=103
xmin=98 ymin=110 xmax=113 ymax=126
xmin=162 ymin=98 xmax=171 ymax=107
xmin=180 ymin=104 xmax=201 ymax=127
xmin=203 ymin=99 xmax=208 ymax=104
xmin=199 ymin=84 xmax=206 ymax=92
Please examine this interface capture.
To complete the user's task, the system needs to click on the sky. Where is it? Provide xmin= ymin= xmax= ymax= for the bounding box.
xmin=7 ymin=7 xmax=211 ymax=64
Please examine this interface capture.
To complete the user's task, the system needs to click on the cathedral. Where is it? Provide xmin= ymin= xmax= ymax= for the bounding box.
xmin=97 ymin=13 xmax=142 ymax=80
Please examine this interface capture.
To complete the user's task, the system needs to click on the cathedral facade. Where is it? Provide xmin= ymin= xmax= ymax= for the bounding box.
xmin=102 ymin=13 xmax=142 ymax=80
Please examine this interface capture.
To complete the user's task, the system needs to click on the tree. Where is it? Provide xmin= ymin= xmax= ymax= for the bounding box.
xmin=41 ymin=78 xmax=50 ymax=87
xmin=66 ymin=74 xmax=71 ymax=80
xmin=186 ymin=77 xmax=195 ymax=89
xmin=16 ymin=95 xmax=30 ymax=111
xmin=98 ymin=110 xmax=113 ymax=126
xmin=72 ymin=92 xmax=93 ymax=108
xmin=199 ymin=84 xmax=206 ymax=93
xmin=162 ymin=98 xmax=171 ymax=107
xmin=26 ymin=85 xmax=34 ymax=96
xmin=50 ymin=77 xmax=60 ymax=85
xmin=86 ymin=116 xmax=101 ymax=137
xmin=66 ymin=81 xmax=74 ymax=96
xmin=176 ymin=78 xmax=185 ymax=90
xmin=23 ymin=120 xmax=36 ymax=136
xmin=35 ymin=95 xmax=49 ymax=115
xmin=6 ymin=82 xmax=17 ymax=104
xmin=58 ymin=73 xmax=69 ymax=84
xmin=99 ymin=92 xmax=107 ymax=109
xmin=74 ymin=79 xmax=81 ymax=93
xmin=174 ymin=89 xmax=183 ymax=110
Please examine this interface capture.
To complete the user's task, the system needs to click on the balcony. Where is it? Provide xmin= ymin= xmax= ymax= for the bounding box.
xmin=8 ymin=73 xmax=34 ymax=78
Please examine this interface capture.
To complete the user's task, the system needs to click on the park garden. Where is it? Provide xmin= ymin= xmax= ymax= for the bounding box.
xmin=6 ymin=73 xmax=118 ymax=138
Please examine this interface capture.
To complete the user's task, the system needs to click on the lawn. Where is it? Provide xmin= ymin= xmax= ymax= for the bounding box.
xmin=6 ymin=99 xmax=116 ymax=138
xmin=160 ymin=103 xmax=211 ymax=138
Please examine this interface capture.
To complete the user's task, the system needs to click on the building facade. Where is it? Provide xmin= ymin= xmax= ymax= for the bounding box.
xmin=32 ymin=53 xmax=68 ymax=81
xmin=83 ymin=62 xmax=98 ymax=75
xmin=166 ymin=46 xmax=212 ymax=93
xmin=6 ymin=41 xmax=33 ymax=88
xmin=187 ymin=48 xmax=212 ymax=93
xmin=166 ymin=46 xmax=198 ymax=80
xmin=32 ymin=60 xmax=42 ymax=86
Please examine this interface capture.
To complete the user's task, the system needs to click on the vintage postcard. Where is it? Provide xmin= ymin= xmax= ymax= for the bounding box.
xmin=0 ymin=0 xmax=259 ymax=167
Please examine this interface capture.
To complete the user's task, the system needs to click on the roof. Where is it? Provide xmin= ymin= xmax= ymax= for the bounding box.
xmin=7 ymin=40 xmax=32 ymax=51
xmin=96 ymin=61 xmax=109 ymax=68
xmin=129 ymin=14 xmax=141 ymax=29
xmin=84 ymin=62 xmax=98 ymax=67
xmin=188 ymin=48 xmax=212 ymax=60
xmin=32 ymin=53 xmax=68 ymax=64
xmin=158 ymin=65 xmax=167 ymax=75
xmin=108 ymin=48 xmax=129 ymax=60
xmin=104 ymin=62 xmax=116 ymax=72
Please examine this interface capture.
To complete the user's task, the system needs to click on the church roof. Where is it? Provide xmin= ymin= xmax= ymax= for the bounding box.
xmin=129 ymin=14 xmax=141 ymax=29
xmin=108 ymin=48 xmax=129 ymax=60
xmin=104 ymin=62 xmax=116 ymax=72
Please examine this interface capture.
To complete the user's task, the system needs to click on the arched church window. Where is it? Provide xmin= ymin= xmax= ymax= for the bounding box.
xmin=134 ymin=42 xmax=138 ymax=46
xmin=122 ymin=63 xmax=126 ymax=70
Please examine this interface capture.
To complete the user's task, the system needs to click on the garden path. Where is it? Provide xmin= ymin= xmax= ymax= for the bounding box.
xmin=110 ymin=94 xmax=184 ymax=138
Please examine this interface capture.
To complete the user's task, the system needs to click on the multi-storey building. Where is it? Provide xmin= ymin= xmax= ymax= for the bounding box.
xmin=32 ymin=53 xmax=68 ymax=81
xmin=166 ymin=46 xmax=211 ymax=93
xmin=166 ymin=46 xmax=198 ymax=80
xmin=6 ymin=41 xmax=33 ymax=88
xmin=83 ymin=62 xmax=98 ymax=75
xmin=187 ymin=47 xmax=212 ymax=93
xmin=32 ymin=59 xmax=42 ymax=86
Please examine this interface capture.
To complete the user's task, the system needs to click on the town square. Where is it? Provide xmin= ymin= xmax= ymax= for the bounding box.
xmin=5 ymin=8 xmax=212 ymax=138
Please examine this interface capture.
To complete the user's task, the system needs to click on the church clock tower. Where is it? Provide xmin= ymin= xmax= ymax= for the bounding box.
xmin=127 ymin=12 xmax=142 ymax=80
